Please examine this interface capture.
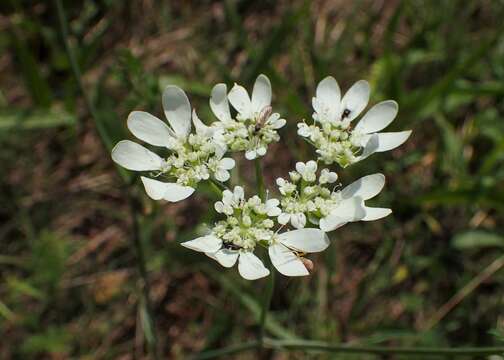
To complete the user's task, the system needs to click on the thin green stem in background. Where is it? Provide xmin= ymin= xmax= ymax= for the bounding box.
xmin=54 ymin=0 xmax=111 ymax=150
xmin=253 ymin=156 xmax=275 ymax=352
xmin=194 ymin=338 xmax=504 ymax=359
xmin=258 ymin=265 xmax=275 ymax=348
xmin=129 ymin=196 xmax=160 ymax=360
xmin=192 ymin=341 xmax=259 ymax=360
xmin=55 ymin=0 xmax=158 ymax=357
xmin=54 ymin=0 xmax=129 ymax=182
xmin=264 ymin=339 xmax=504 ymax=356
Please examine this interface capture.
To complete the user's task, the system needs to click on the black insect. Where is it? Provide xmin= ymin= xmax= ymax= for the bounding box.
xmin=222 ymin=242 xmax=242 ymax=251
xmin=341 ymin=108 xmax=351 ymax=119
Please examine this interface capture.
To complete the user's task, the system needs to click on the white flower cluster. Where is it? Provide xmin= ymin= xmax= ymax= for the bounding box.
xmin=298 ymin=77 xmax=411 ymax=167
xmin=276 ymin=161 xmax=391 ymax=232
xmin=111 ymin=74 xmax=411 ymax=280
xmin=182 ymin=186 xmax=329 ymax=279
xmin=210 ymin=75 xmax=286 ymax=160
xmin=111 ymin=86 xmax=235 ymax=201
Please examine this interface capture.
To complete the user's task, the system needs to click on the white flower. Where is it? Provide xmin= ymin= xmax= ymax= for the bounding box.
xmin=319 ymin=173 xmax=391 ymax=231
xmin=295 ymin=161 xmax=317 ymax=182
xmin=228 ymin=74 xmax=273 ymax=121
xmin=181 ymin=235 xmax=270 ymax=280
xmin=264 ymin=199 xmax=282 ymax=217
xmin=210 ymin=75 xmax=286 ymax=160
xmin=276 ymin=178 xmax=296 ymax=195
xmin=297 ymin=122 xmax=312 ymax=137
xmin=319 ymin=169 xmax=338 ymax=184
xmin=278 ymin=212 xmax=306 ymax=229
xmin=214 ymin=186 xmax=244 ymax=215
xmin=276 ymin=166 xmax=391 ymax=232
xmin=111 ymin=85 xmax=235 ymax=202
xmin=183 ymin=186 xmax=281 ymax=280
xmin=269 ymin=228 xmax=329 ymax=276
xmin=301 ymin=76 xmax=411 ymax=167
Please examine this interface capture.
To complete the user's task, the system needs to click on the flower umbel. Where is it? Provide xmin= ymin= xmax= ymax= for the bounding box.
xmin=181 ymin=186 xmax=280 ymax=280
xmin=111 ymin=86 xmax=235 ymax=201
xmin=210 ymin=74 xmax=286 ymax=160
xmin=276 ymin=161 xmax=391 ymax=232
xmin=298 ymin=77 xmax=411 ymax=167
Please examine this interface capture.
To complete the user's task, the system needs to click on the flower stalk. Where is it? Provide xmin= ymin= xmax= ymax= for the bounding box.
xmin=254 ymin=156 xmax=275 ymax=350
xmin=255 ymin=158 xmax=266 ymax=201
xmin=129 ymin=196 xmax=160 ymax=359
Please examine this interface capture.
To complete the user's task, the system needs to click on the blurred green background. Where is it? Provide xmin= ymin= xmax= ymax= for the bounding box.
xmin=1 ymin=0 xmax=504 ymax=359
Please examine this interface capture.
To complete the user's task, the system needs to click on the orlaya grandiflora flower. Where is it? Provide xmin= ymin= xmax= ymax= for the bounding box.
xmin=180 ymin=186 xmax=329 ymax=279
xmin=111 ymin=85 xmax=235 ymax=202
xmin=209 ymin=74 xmax=286 ymax=160
xmin=276 ymin=161 xmax=391 ymax=232
xmin=297 ymin=76 xmax=411 ymax=167
xmin=181 ymin=186 xmax=278 ymax=280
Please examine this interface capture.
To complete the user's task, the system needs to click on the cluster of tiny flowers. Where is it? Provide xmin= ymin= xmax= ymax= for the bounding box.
xmin=276 ymin=161 xmax=340 ymax=229
xmin=161 ymin=132 xmax=231 ymax=188
xmin=298 ymin=77 xmax=411 ymax=167
xmin=214 ymin=110 xmax=284 ymax=160
xmin=208 ymin=75 xmax=286 ymax=160
xmin=181 ymin=186 xmax=329 ymax=280
xmin=297 ymin=119 xmax=364 ymax=167
xmin=212 ymin=186 xmax=280 ymax=251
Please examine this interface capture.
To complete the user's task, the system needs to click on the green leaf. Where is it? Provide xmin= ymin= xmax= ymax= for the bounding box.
xmin=452 ymin=230 xmax=504 ymax=250
xmin=0 ymin=108 xmax=76 ymax=131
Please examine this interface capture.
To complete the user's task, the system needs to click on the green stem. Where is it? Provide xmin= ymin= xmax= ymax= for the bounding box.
xmin=129 ymin=196 xmax=160 ymax=360
xmin=264 ymin=339 xmax=504 ymax=356
xmin=55 ymin=1 xmax=157 ymax=357
xmin=54 ymin=0 xmax=129 ymax=182
xmin=254 ymin=158 xmax=266 ymax=201
xmin=192 ymin=341 xmax=259 ymax=360
xmin=254 ymin=157 xmax=275 ymax=351
xmin=208 ymin=179 xmax=224 ymax=197
xmin=258 ymin=264 xmax=275 ymax=348
xmin=194 ymin=338 xmax=504 ymax=359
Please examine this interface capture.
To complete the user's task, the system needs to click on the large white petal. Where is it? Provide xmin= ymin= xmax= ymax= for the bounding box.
xmin=374 ymin=131 xmax=412 ymax=152
xmin=357 ymin=133 xmax=379 ymax=161
xmin=192 ymin=110 xmax=213 ymax=137
xmin=237 ymin=252 xmax=270 ymax=280
xmin=363 ymin=207 xmax=392 ymax=221
xmin=278 ymin=228 xmax=330 ymax=253
xmin=111 ymin=140 xmax=163 ymax=171
xmin=206 ymin=249 xmax=239 ymax=268
xmin=354 ymin=100 xmax=398 ymax=134
xmin=127 ymin=111 xmax=175 ymax=148
xmin=251 ymin=74 xmax=272 ymax=112
xmin=342 ymin=173 xmax=385 ymax=200
xmin=181 ymin=235 xmax=222 ymax=253
xmin=269 ymin=243 xmax=309 ymax=276
xmin=140 ymin=176 xmax=195 ymax=202
xmin=162 ymin=85 xmax=191 ymax=138
xmin=319 ymin=197 xmax=366 ymax=232
xmin=228 ymin=84 xmax=253 ymax=119
xmin=315 ymin=76 xmax=341 ymax=114
xmin=210 ymin=83 xmax=232 ymax=122
xmin=340 ymin=80 xmax=370 ymax=121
